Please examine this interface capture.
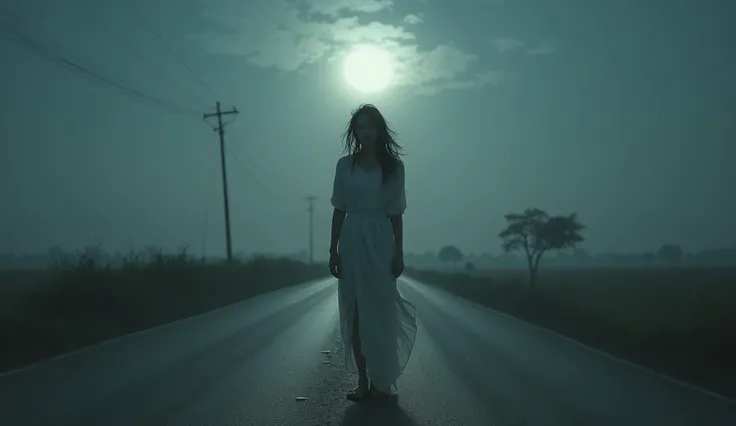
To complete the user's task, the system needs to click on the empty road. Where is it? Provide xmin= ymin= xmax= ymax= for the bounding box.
xmin=0 ymin=277 xmax=734 ymax=426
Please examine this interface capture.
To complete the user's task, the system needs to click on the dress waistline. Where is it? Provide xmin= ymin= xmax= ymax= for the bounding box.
xmin=346 ymin=212 xmax=388 ymax=221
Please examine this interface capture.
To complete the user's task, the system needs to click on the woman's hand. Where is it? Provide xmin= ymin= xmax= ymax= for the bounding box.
xmin=391 ymin=249 xmax=404 ymax=278
xmin=329 ymin=251 xmax=342 ymax=279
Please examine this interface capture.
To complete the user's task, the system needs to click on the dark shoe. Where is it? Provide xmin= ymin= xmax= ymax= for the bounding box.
xmin=346 ymin=382 xmax=370 ymax=402
xmin=368 ymin=383 xmax=391 ymax=399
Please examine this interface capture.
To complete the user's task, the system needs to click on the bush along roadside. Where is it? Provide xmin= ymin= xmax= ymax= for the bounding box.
xmin=405 ymin=267 xmax=736 ymax=400
xmin=0 ymin=252 xmax=328 ymax=373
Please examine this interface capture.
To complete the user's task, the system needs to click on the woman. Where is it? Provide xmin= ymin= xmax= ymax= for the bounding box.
xmin=328 ymin=104 xmax=417 ymax=401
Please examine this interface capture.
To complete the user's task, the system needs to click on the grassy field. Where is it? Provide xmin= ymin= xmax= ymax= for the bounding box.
xmin=471 ymin=267 xmax=736 ymax=334
xmin=0 ymin=252 xmax=328 ymax=373
xmin=0 ymin=269 xmax=61 ymax=314
xmin=407 ymin=266 xmax=736 ymax=399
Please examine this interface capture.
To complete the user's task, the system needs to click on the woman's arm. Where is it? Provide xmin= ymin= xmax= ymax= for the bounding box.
xmin=388 ymin=160 xmax=406 ymax=254
xmin=330 ymin=157 xmax=347 ymax=255
xmin=330 ymin=208 xmax=347 ymax=254
xmin=389 ymin=214 xmax=403 ymax=253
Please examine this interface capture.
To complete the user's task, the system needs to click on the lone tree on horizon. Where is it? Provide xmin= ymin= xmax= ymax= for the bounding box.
xmin=437 ymin=245 xmax=464 ymax=268
xmin=657 ymin=244 xmax=683 ymax=266
xmin=498 ymin=208 xmax=585 ymax=290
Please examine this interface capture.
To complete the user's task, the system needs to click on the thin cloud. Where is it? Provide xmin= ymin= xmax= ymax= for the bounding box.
xmin=305 ymin=0 xmax=394 ymax=17
xmin=419 ymin=70 xmax=508 ymax=95
xmin=526 ymin=41 xmax=555 ymax=55
xmin=489 ymin=38 xmax=526 ymax=53
xmin=191 ymin=0 xmax=505 ymax=94
xmin=490 ymin=38 xmax=556 ymax=56
xmin=403 ymin=13 xmax=424 ymax=25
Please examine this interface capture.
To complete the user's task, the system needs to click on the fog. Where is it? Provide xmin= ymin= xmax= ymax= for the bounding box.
xmin=2 ymin=0 xmax=734 ymax=264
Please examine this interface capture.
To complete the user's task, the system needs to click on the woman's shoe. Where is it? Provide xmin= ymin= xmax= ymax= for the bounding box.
xmin=346 ymin=381 xmax=370 ymax=401
xmin=368 ymin=383 xmax=391 ymax=399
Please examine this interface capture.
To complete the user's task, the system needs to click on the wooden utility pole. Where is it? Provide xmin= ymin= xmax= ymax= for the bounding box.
xmin=204 ymin=102 xmax=239 ymax=263
xmin=305 ymin=196 xmax=317 ymax=264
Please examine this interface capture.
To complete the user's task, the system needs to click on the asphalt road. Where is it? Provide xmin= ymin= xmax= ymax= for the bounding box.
xmin=1 ymin=277 xmax=734 ymax=426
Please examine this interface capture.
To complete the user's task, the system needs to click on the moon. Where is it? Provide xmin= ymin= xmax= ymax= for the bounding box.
xmin=342 ymin=46 xmax=393 ymax=93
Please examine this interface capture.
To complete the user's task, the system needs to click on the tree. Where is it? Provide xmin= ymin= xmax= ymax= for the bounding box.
xmin=498 ymin=208 xmax=585 ymax=290
xmin=465 ymin=261 xmax=475 ymax=273
xmin=438 ymin=245 xmax=464 ymax=267
xmin=657 ymin=244 xmax=683 ymax=266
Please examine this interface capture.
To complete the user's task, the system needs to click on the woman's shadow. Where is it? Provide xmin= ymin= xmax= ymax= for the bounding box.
xmin=338 ymin=396 xmax=418 ymax=426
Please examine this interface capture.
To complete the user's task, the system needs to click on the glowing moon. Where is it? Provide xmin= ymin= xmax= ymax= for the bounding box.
xmin=342 ymin=46 xmax=393 ymax=93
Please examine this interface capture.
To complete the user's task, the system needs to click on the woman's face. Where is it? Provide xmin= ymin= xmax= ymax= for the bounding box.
xmin=353 ymin=113 xmax=378 ymax=148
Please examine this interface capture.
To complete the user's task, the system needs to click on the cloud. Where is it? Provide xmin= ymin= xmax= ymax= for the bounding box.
xmin=418 ymin=70 xmax=508 ymax=95
xmin=489 ymin=38 xmax=526 ymax=53
xmin=526 ymin=41 xmax=555 ymax=55
xmin=305 ymin=0 xmax=394 ymax=17
xmin=490 ymin=38 xmax=556 ymax=56
xmin=403 ymin=13 xmax=424 ymax=25
xmin=191 ymin=0 xmax=505 ymax=94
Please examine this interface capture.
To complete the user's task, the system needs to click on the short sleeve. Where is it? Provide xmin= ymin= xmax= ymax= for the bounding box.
xmin=386 ymin=160 xmax=407 ymax=216
xmin=330 ymin=158 xmax=346 ymax=211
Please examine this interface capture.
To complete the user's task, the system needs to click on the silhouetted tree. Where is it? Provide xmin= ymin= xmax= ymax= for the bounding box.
xmin=498 ymin=208 xmax=585 ymax=290
xmin=657 ymin=244 xmax=683 ymax=266
xmin=438 ymin=245 xmax=464 ymax=267
xmin=465 ymin=261 xmax=475 ymax=273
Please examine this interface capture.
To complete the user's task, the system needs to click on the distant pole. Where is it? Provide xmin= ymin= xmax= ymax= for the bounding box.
xmin=204 ymin=102 xmax=239 ymax=263
xmin=306 ymin=196 xmax=317 ymax=264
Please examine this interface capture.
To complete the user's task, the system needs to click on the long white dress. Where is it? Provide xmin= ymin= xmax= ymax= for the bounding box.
xmin=330 ymin=154 xmax=417 ymax=393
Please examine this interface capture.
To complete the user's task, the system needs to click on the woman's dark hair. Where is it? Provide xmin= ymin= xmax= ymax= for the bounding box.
xmin=341 ymin=103 xmax=404 ymax=184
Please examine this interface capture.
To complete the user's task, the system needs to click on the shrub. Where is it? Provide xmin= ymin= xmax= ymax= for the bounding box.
xmin=0 ymin=247 xmax=327 ymax=372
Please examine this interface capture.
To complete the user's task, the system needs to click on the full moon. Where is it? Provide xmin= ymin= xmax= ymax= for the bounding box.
xmin=342 ymin=46 xmax=393 ymax=93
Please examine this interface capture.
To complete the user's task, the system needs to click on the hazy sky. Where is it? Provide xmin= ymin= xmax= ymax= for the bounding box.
xmin=1 ymin=0 xmax=734 ymax=259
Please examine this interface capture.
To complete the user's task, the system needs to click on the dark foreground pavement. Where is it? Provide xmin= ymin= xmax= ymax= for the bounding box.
xmin=1 ymin=277 xmax=734 ymax=426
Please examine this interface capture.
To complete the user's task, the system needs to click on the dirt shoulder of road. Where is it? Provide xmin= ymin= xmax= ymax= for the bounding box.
xmin=0 ymin=257 xmax=328 ymax=374
xmin=406 ymin=267 xmax=736 ymax=401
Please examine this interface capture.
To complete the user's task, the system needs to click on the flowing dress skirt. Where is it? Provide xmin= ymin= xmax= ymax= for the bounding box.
xmin=337 ymin=213 xmax=417 ymax=392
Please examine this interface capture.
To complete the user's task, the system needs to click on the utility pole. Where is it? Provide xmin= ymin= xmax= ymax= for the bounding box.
xmin=204 ymin=102 xmax=239 ymax=263
xmin=305 ymin=196 xmax=317 ymax=264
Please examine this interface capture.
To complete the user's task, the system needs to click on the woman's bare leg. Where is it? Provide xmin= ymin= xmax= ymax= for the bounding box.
xmin=350 ymin=300 xmax=369 ymax=393
xmin=350 ymin=300 xmax=391 ymax=397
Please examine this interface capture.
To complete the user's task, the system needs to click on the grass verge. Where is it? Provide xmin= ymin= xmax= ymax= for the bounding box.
xmin=0 ymin=250 xmax=328 ymax=374
xmin=406 ymin=267 xmax=736 ymax=400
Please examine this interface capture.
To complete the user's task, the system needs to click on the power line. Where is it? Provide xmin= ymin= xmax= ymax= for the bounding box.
xmin=230 ymin=149 xmax=270 ymax=195
xmin=0 ymin=21 xmax=200 ymax=116
xmin=74 ymin=0 xmax=210 ymax=107
xmin=229 ymin=151 xmax=296 ymax=205
xmin=122 ymin=0 xmax=219 ymax=100
xmin=229 ymin=148 xmax=305 ymax=204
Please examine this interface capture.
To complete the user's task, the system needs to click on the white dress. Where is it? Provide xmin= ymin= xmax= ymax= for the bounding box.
xmin=330 ymin=154 xmax=417 ymax=392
